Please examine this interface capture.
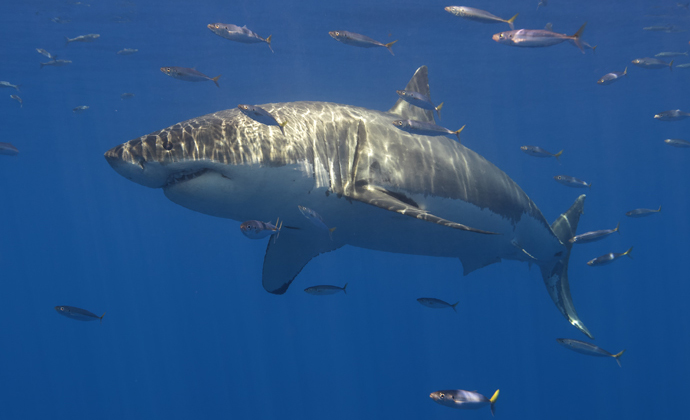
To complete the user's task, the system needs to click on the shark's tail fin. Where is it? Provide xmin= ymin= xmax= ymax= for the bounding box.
xmin=541 ymin=194 xmax=593 ymax=339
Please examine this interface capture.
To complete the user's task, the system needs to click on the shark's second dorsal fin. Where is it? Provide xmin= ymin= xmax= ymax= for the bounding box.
xmin=388 ymin=66 xmax=435 ymax=123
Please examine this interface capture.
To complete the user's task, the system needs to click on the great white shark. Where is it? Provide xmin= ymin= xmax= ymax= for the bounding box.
xmin=105 ymin=66 xmax=593 ymax=338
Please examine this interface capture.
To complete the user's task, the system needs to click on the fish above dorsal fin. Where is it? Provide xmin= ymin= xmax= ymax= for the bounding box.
xmin=388 ymin=65 xmax=436 ymax=123
xmin=352 ymin=182 xmax=500 ymax=235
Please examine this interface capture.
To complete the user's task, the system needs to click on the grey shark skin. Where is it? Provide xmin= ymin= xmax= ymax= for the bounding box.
xmin=104 ymin=66 xmax=593 ymax=338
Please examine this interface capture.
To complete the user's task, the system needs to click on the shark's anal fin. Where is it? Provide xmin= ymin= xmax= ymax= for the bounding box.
xmin=542 ymin=194 xmax=593 ymax=339
xmin=353 ymin=184 xmax=500 ymax=235
xmin=262 ymin=230 xmax=343 ymax=294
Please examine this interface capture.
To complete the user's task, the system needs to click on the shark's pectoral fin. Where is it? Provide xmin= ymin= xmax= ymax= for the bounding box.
xmin=352 ymin=184 xmax=500 ymax=235
xmin=262 ymin=230 xmax=343 ymax=294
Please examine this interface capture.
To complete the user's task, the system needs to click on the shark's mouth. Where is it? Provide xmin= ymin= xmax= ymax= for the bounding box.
xmin=165 ymin=169 xmax=209 ymax=187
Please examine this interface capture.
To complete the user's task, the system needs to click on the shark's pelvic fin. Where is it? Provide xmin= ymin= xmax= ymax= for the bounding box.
xmin=262 ymin=230 xmax=342 ymax=294
xmin=388 ymin=66 xmax=436 ymax=123
xmin=541 ymin=194 xmax=593 ymax=338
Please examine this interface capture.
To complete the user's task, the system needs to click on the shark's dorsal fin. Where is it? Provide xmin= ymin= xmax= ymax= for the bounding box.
xmin=388 ymin=66 xmax=435 ymax=123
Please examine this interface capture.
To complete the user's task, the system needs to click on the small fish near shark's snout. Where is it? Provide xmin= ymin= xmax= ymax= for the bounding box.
xmin=104 ymin=66 xmax=597 ymax=339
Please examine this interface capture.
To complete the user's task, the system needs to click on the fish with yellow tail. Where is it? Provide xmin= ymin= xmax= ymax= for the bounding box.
xmin=444 ymin=6 xmax=518 ymax=30
xmin=492 ymin=23 xmax=588 ymax=53
xmin=520 ymin=145 xmax=562 ymax=161
xmin=160 ymin=67 xmax=221 ymax=87
xmin=557 ymin=338 xmax=625 ymax=367
xmin=298 ymin=205 xmax=336 ymax=239
xmin=392 ymin=120 xmax=465 ymax=142
xmin=430 ymin=389 xmax=499 ymax=416
xmin=587 ymin=247 xmax=633 ymax=266
xmin=328 ymin=31 xmax=397 ymax=55
xmin=238 ymin=104 xmax=287 ymax=134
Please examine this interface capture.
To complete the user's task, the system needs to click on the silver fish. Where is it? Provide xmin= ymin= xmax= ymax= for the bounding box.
xmin=120 ymin=93 xmax=135 ymax=100
xmin=569 ymin=223 xmax=619 ymax=244
xmin=396 ymin=90 xmax=443 ymax=120
xmin=537 ymin=0 xmax=548 ymax=10
xmin=207 ymin=23 xmax=273 ymax=53
xmin=597 ymin=67 xmax=627 ymax=85
xmin=392 ymin=119 xmax=465 ymax=142
xmin=631 ymin=57 xmax=673 ymax=70
xmin=587 ymin=247 xmax=633 ymax=266
xmin=10 ymin=94 xmax=22 ymax=107
xmin=655 ymin=51 xmax=688 ymax=58
xmin=240 ymin=219 xmax=282 ymax=240
xmin=328 ymin=31 xmax=397 ymax=55
xmin=51 ymin=17 xmax=70 ymax=24
xmin=654 ymin=109 xmax=690 ymax=121
xmin=557 ymin=338 xmax=625 ymax=367
xmin=664 ymin=138 xmax=690 ymax=147
xmin=492 ymin=23 xmax=587 ymax=53
xmin=117 ymin=48 xmax=138 ymax=55
xmin=55 ymin=305 xmax=105 ymax=324
xmin=65 ymin=34 xmax=100 ymax=45
xmin=417 ymin=297 xmax=459 ymax=311
xmin=298 ymin=205 xmax=336 ymax=237
xmin=160 ymin=67 xmax=220 ymax=87
xmin=36 ymin=48 xmax=55 ymax=59
xmin=238 ymin=104 xmax=287 ymax=133
xmin=304 ymin=283 xmax=347 ymax=295
xmin=554 ymin=175 xmax=591 ymax=188
xmin=626 ymin=206 xmax=661 ymax=217
xmin=520 ymin=145 xmax=562 ymax=160
xmin=0 ymin=81 xmax=20 ymax=91
xmin=643 ymin=25 xmax=674 ymax=32
xmin=430 ymin=389 xmax=499 ymax=415
xmin=444 ymin=6 xmax=518 ymax=30
xmin=0 ymin=142 xmax=19 ymax=156
xmin=676 ymin=63 xmax=690 ymax=68
xmin=73 ymin=105 xmax=89 ymax=113
xmin=40 ymin=59 xmax=72 ymax=68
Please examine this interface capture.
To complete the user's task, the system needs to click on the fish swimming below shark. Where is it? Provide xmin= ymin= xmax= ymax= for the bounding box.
xmin=104 ymin=66 xmax=595 ymax=338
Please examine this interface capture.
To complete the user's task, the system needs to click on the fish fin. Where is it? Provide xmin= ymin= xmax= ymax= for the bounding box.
xmin=266 ymin=35 xmax=274 ymax=53
xmin=272 ymin=218 xmax=283 ymax=244
xmin=64 ymin=36 xmax=70 ymax=46
xmin=507 ymin=13 xmax=518 ymax=30
xmin=657 ymin=205 xmax=662 ymax=212
xmin=624 ymin=246 xmax=633 ymax=258
xmin=40 ymin=63 xmax=44 ymax=69
xmin=623 ymin=66 xmax=627 ymax=76
xmin=570 ymin=23 xmax=587 ymax=53
xmin=490 ymin=389 xmax=499 ymax=416
xmin=212 ymin=75 xmax=221 ymax=88
xmin=436 ymin=102 xmax=443 ymax=120
xmin=451 ymin=301 xmax=459 ymax=312
xmin=545 ymin=194 xmax=594 ymax=338
xmin=385 ymin=40 xmax=397 ymax=56
xmin=554 ymin=150 xmax=563 ymax=162
xmin=670 ymin=59 xmax=674 ymax=71
xmin=615 ymin=221 xmax=620 ymax=233
xmin=453 ymin=125 xmax=466 ymax=142
xmin=342 ymin=283 xmax=348 ymax=294
xmin=262 ymin=229 xmax=343 ymax=294
xmin=100 ymin=312 xmax=106 ymax=324
xmin=353 ymin=183 xmax=499 ymax=235
xmin=328 ymin=226 xmax=336 ymax=241
xmin=388 ymin=66 xmax=435 ymax=123
xmin=613 ymin=349 xmax=625 ymax=367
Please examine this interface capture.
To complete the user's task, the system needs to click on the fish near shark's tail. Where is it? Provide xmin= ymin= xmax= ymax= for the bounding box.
xmin=385 ymin=40 xmax=398 ymax=56
xmin=540 ymin=194 xmax=594 ymax=339
xmin=569 ymin=22 xmax=587 ymax=54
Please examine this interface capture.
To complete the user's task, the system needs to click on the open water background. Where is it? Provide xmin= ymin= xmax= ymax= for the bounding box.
xmin=1 ymin=0 xmax=689 ymax=419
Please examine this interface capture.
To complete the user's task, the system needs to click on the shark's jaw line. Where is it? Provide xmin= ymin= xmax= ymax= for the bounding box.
xmin=104 ymin=66 xmax=595 ymax=339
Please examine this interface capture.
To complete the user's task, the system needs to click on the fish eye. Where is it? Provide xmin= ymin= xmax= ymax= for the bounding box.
xmin=60 ymin=307 xmax=64 ymax=311
xmin=215 ymin=24 xmax=220 ymax=28
xmin=499 ymin=34 xmax=504 ymax=38
xmin=439 ymin=394 xmax=445 ymax=400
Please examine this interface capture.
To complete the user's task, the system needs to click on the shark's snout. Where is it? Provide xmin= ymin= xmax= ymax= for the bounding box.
xmin=104 ymin=145 xmax=168 ymax=188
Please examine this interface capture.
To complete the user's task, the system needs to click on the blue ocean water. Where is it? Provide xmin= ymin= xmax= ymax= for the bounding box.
xmin=2 ymin=0 xmax=690 ymax=418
